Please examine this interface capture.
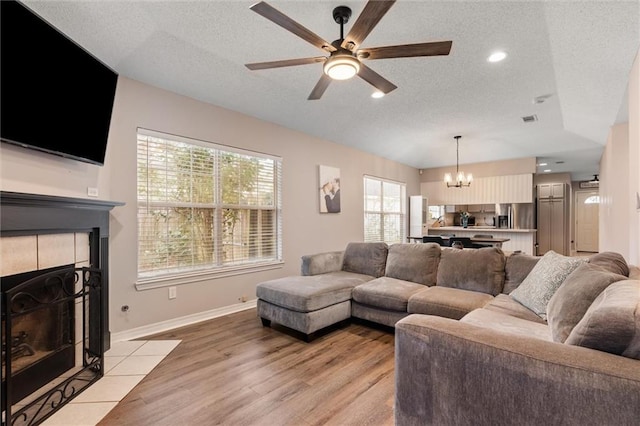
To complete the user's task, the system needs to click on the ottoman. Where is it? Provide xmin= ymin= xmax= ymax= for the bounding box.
xmin=256 ymin=272 xmax=370 ymax=340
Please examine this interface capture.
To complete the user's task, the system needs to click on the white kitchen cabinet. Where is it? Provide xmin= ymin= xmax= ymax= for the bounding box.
xmin=421 ymin=174 xmax=533 ymax=205
xmin=538 ymin=183 xmax=565 ymax=199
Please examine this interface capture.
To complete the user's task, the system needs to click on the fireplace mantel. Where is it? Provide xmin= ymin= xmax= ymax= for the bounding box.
xmin=1 ymin=191 xmax=124 ymax=349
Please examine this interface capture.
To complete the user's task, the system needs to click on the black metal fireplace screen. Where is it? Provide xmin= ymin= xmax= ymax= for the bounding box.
xmin=2 ymin=266 xmax=103 ymax=426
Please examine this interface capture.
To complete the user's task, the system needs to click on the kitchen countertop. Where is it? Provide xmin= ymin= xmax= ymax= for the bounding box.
xmin=429 ymin=226 xmax=537 ymax=233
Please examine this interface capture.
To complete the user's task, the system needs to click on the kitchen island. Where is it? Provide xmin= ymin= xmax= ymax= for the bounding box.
xmin=426 ymin=226 xmax=537 ymax=255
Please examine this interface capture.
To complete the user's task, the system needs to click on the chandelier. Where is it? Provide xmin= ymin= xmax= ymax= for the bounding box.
xmin=444 ymin=135 xmax=472 ymax=188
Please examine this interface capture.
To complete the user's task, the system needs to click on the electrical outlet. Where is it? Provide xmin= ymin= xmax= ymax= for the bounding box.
xmin=168 ymin=286 xmax=177 ymax=299
xmin=87 ymin=187 xmax=99 ymax=197
xmin=238 ymin=295 xmax=247 ymax=303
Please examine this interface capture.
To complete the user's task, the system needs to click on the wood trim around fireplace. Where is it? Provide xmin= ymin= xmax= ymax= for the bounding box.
xmin=0 ymin=191 xmax=124 ymax=351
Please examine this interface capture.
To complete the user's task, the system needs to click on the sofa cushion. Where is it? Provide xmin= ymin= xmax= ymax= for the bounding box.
xmin=587 ymin=251 xmax=629 ymax=277
xmin=256 ymin=273 xmax=367 ymax=313
xmin=352 ymin=277 xmax=426 ymax=312
xmin=342 ymin=242 xmax=388 ymax=278
xmin=510 ymin=250 xmax=586 ymax=320
xmin=483 ymin=294 xmax=546 ymax=324
xmin=566 ymin=280 xmax=640 ymax=360
xmin=385 ymin=243 xmax=440 ymax=286
xmin=630 ymin=265 xmax=640 ymax=280
xmin=503 ymin=253 xmax=540 ymax=294
xmin=408 ymin=287 xmax=494 ymax=320
xmin=547 ymin=263 xmax=626 ymax=343
xmin=436 ymin=247 xmax=506 ymax=296
xmin=301 ymin=250 xmax=344 ymax=276
xmin=460 ymin=308 xmax=552 ymax=341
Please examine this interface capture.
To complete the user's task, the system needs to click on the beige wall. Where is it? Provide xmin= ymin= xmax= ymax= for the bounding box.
xmin=419 ymin=157 xmax=536 ymax=182
xmin=629 ymin=50 xmax=640 ymax=264
xmin=0 ymin=76 xmax=420 ymax=334
xmin=599 ymin=48 xmax=639 ymax=264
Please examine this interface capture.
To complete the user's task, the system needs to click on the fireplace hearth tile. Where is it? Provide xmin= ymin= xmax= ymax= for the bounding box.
xmin=104 ymin=356 xmax=126 ymax=374
xmin=33 ymin=339 xmax=180 ymax=426
xmin=107 ymin=355 xmax=166 ymax=376
xmin=132 ymin=340 xmax=181 ymax=356
xmin=70 ymin=375 xmax=146 ymax=403
xmin=41 ymin=402 xmax=118 ymax=426
xmin=104 ymin=340 xmax=146 ymax=357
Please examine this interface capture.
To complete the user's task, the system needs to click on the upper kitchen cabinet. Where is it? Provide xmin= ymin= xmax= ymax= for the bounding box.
xmin=422 ymin=174 xmax=533 ymax=205
xmin=537 ymin=183 xmax=565 ymax=199
xmin=468 ymin=204 xmax=495 ymax=213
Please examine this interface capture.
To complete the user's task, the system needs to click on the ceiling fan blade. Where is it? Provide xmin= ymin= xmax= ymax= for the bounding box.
xmin=251 ymin=2 xmax=336 ymax=52
xmin=357 ymin=63 xmax=397 ymax=94
xmin=246 ymin=57 xmax=326 ymax=70
xmin=358 ymin=41 xmax=452 ymax=60
xmin=308 ymin=74 xmax=332 ymax=100
xmin=341 ymin=0 xmax=396 ymax=51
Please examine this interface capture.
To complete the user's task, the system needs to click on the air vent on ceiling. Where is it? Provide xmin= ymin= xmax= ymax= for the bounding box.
xmin=522 ymin=114 xmax=538 ymax=123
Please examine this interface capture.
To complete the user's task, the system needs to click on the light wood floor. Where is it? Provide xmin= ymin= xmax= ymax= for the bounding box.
xmin=98 ymin=309 xmax=396 ymax=426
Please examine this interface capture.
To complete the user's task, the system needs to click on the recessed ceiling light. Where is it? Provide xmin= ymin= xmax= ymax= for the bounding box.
xmin=371 ymin=91 xmax=384 ymax=99
xmin=544 ymin=169 xmax=551 ymax=173
xmin=538 ymin=162 xmax=548 ymax=166
xmin=487 ymin=51 xmax=507 ymax=63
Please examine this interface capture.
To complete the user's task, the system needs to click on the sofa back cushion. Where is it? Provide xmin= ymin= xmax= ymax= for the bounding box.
xmin=436 ymin=247 xmax=506 ymax=296
xmin=587 ymin=251 xmax=629 ymax=276
xmin=385 ymin=243 xmax=440 ymax=285
xmin=510 ymin=250 xmax=586 ymax=320
xmin=504 ymin=253 xmax=540 ymax=294
xmin=565 ymin=280 xmax=640 ymax=360
xmin=342 ymin=242 xmax=388 ymax=278
xmin=547 ymin=263 xmax=626 ymax=343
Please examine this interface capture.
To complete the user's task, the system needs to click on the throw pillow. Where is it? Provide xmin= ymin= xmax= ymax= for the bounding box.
xmin=510 ymin=250 xmax=586 ymax=320
xmin=546 ymin=263 xmax=626 ymax=342
xmin=565 ymin=280 xmax=640 ymax=360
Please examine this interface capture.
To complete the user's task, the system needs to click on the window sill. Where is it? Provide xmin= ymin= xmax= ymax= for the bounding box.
xmin=135 ymin=261 xmax=284 ymax=291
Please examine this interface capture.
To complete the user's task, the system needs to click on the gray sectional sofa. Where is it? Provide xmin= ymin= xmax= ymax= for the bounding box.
xmin=257 ymin=241 xmax=544 ymax=338
xmin=256 ymin=241 xmax=640 ymax=424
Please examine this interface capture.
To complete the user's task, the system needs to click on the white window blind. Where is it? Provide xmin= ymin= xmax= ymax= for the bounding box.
xmin=364 ymin=176 xmax=406 ymax=244
xmin=137 ymin=129 xmax=282 ymax=279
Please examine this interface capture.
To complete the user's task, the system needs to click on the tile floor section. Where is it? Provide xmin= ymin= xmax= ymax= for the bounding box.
xmin=41 ymin=339 xmax=181 ymax=426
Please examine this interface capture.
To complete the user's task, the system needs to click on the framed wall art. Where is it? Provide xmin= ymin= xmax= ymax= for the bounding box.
xmin=319 ymin=165 xmax=341 ymax=213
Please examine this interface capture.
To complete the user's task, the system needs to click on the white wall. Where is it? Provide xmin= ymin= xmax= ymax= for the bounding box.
xmin=629 ymin=50 xmax=640 ymax=265
xmin=0 ymin=76 xmax=420 ymax=334
xmin=599 ymin=48 xmax=640 ymax=265
xmin=599 ymin=124 xmax=630 ymax=260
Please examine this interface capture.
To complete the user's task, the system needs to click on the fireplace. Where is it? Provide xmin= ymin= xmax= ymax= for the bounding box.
xmin=1 ymin=192 xmax=122 ymax=426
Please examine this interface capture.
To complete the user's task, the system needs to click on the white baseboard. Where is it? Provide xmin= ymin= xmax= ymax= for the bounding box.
xmin=111 ymin=299 xmax=258 ymax=343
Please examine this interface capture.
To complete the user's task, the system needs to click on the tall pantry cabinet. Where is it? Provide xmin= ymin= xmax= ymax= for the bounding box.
xmin=536 ymin=183 xmax=568 ymax=255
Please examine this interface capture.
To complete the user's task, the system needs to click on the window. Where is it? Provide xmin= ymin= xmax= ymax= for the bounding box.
xmin=364 ymin=176 xmax=406 ymax=244
xmin=137 ymin=129 xmax=282 ymax=280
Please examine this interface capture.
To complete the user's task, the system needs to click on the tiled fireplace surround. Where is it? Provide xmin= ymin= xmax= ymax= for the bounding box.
xmin=1 ymin=192 xmax=122 ymax=425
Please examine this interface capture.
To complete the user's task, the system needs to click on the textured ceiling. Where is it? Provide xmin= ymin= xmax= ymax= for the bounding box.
xmin=23 ymin=0 xmax=640 ymax=181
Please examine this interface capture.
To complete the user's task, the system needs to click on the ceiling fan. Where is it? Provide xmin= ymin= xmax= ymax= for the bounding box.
xmin=245 ymin=0 xmax=452 ymax=100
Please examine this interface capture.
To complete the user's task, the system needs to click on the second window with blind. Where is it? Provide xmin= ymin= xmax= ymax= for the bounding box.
xmin=363 ymin=176 xmax=406 ymax=244
xmin=137 ymin=129 xmax=282 ymax=280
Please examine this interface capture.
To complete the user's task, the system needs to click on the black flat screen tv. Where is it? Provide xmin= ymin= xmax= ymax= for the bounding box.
xmin=1 ymin=0 xmax=118 ymax=166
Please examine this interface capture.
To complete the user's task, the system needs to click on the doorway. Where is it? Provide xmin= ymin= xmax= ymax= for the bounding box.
xmin=575 ymin=190 xmax=600 ymax=252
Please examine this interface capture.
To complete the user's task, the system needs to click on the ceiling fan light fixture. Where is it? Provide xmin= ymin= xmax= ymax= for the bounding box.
xmin=323 ymin=55 xmax=360 ymax=80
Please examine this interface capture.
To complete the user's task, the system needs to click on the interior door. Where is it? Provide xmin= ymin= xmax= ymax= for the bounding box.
xmin=576 ymin=191 xmax=599 ymax=252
